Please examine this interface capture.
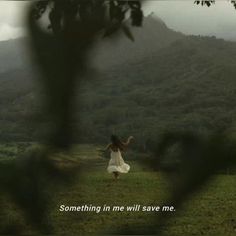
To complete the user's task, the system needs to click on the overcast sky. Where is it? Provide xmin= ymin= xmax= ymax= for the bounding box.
xmin=0 ymin=1 xmax=28 ymax=40
xmin=1 ymin=1 xmax=236 ymax=41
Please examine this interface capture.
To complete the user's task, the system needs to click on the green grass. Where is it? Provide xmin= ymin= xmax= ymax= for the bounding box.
xmin=0 ymin=144 xmax=235 ymax=235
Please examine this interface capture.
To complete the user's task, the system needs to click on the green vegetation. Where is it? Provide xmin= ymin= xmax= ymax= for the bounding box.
xmin=0 ymin=11 xmax=235 ymax=236
xmin=1 ymin=18 xmax=236 ymax=151
xmin=77 ymin=36 xmax=236 ymax=149
xmin=0 ymin=144 xmax=235 ymax=235
xmin=2 ymin=34 xmax=236 ymax=151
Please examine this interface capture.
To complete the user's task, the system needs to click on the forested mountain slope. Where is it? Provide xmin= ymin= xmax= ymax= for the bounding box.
xmin=78 ymin=36 xmax=236 ymax=145
xmin=1 ymin=17 xmax=236 ymax=148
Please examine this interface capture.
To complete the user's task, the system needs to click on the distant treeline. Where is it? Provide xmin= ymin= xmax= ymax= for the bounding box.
xmin=1 ymin=35 xmax=236 ymax=154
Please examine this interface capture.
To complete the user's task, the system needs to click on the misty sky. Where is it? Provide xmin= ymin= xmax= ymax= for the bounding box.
xmin=1 ymin=1 xmax=236 ymax=41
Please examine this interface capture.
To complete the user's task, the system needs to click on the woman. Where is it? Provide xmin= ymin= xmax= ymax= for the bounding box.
xmin=105 ymin=135 xmax=134 ymax=179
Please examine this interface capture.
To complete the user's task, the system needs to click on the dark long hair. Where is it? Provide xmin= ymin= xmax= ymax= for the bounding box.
xmin=111 ymin=135 xmax=125 ymax=151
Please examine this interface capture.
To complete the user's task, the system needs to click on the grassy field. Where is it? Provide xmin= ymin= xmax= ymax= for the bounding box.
xmin=0 ymin=144 xmax=235 ymax=235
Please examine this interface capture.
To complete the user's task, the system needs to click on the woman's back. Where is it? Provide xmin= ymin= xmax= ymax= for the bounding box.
xmin=110 ymin=144 xmax=121 ymax=152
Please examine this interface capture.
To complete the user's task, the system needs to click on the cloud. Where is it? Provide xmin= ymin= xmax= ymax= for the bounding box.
xmin=0 ymin=1 xmax=29 ymax=28
xmin=0 ymin=24 xmax=25 ymax=41
xmin=1 ymin=1 xmax=236 ymax=41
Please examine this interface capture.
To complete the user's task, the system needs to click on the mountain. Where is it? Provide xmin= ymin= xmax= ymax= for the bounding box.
xmin=1 ymin=16 xmax=236 ymax=147
xmin=0 ymin=38 xmax=30 ymax=74
xmin=0 ymin=15 xmax=183 ymax=74
xmin=78 ymin=36 xmax=236 ymax=145
xmin=90 ymin=14 xmax=184 ymax=69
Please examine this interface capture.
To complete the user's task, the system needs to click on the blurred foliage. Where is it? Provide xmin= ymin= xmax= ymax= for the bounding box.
xmin=194 ymin=0 xmax=236 ymax=9
xmin=32 ymin=0 xmax=143 ymax=39
xmin=0 ymin=146 xmax=80 ymax=234
xmin=1 ymin=0 xmax=143 ymax=234
xmin=194 ymin=0 xmax=215 ymax=7
xmin=27 ymin=0 xmax=142 ymax=148
xmin=0 ymin=0 xmax=236 ymax=235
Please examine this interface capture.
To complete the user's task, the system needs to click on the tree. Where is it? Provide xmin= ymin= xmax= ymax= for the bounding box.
xmin=29 ymin=0 xmax=143 ymax=148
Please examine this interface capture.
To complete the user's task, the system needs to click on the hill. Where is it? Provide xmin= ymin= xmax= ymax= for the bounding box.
xmin=90 ymin=15 xmax=184 ymax=69
xmin=0 ymin=38 xmax=30 ymax=74
xmin=1 ymin=17 xmax=236 ymax=148
xmin=78 ymin=36 xmax=236 ymax=147
xmin=0 ymin=15 xmax=183 ymax=73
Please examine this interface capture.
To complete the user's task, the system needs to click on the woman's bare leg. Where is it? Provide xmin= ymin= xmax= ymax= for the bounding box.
xmin=116 ymin=172 xmax=120 ymax=179
xmin=113 ymin=172 xmax=119 ymax=179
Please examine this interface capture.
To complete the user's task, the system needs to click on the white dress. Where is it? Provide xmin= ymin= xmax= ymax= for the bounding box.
xmin=107 ymin=149 xmax=130 ymax=173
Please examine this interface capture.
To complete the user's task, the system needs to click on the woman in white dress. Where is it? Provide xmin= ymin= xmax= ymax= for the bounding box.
xmin=105 ymin=135 xmax=134 ymax=179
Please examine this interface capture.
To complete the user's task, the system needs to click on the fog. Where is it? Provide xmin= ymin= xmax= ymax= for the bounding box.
xmin=0 ymin=1 xmax=28 ymax=41
xmin=1 ymin=1 xmax=236 ymax=41
xmin=144 ymin=1 xmax=236 ymax=40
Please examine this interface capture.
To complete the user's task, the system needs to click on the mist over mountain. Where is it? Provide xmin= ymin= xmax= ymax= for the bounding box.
xmin=0 ymin=15 xmax=183 ymax=74
xmin=90 ymin=15 xmax=184 ymax=69
xmin=1 ymin=16 xmax=236 ymax=146
xmin=0 ymin=38 xmax=30 ymax=74
xmin=78 ymin=35 xmax=236 ymax=145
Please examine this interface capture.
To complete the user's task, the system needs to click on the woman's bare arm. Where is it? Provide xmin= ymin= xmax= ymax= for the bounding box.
xmin=123 ymin=136 xmax=134 ymax=146
xmin=105 ymin=143 xmax=111 ymax=151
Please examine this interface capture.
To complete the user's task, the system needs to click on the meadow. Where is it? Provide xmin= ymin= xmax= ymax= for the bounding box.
xmin=0 ymin=143 xmax=235 ymax=235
